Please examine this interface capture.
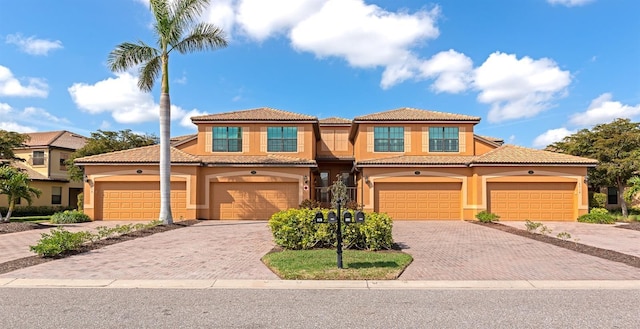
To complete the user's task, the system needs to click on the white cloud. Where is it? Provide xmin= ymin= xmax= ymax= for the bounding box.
xmin=0 ymin=121 xmax=36 ymax=133
xmin=569 ymin=93 xmax=640 ymax=126
xmin=68 ymin=72 xmax=194 ymax=125
xmin=0 ymin=103 xmax=63 ymax=132
xmin=180 ymin=109 xmax=207 ymax=129
xmin=0 ymin=65 xmax=48 ymax=97
xmin=419 ymin=49 xmax=473 ymax=93
xmin=533 ymin=127 xmax=575 ymax=148
xmin=547 ymin=0 xmax=594 ymax=7
xmin=473 ymin=52 xmax=571 ymax=123
xmin=5 ymin=33 xmax=63 ymax=56
xmin=203 ymin=0 xmax=237 ymax=37
xmin=236 ymin=0 xmax=326 ymax=41
xmin=290 ymin=0 xmax=439 ymax=70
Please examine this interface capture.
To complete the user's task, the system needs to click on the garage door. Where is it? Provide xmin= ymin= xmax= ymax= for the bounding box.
xmin=375 ymin=183 xmax=462 ymax=220
xmin=98 ymin=182 xmax=187 ymax=220
xmin=488 ymin=182 xmax=575 ymax=221
xmin=211 ymin=182 xmax=299 ymax=220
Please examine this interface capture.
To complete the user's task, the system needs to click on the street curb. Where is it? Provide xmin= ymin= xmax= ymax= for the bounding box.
xmin=1 ymin=279 xmax=639 ymax=290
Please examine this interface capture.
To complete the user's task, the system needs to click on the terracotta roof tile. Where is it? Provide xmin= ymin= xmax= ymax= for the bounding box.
xmin=170 ymin=134 xmax=197 ymax=146
xmin=24 ymin=131 xmax=87 ymax=150
xmin=357 ymin=155 xmax=476 ymax=166
xmin=191 ymin=107 xmax=317 ymax=122
xmin=473 ymin=145 xmax=598 ymax=165
xmin=74 ymin=145 xmax=201 ymax=164
xmin=319 ymin=117 xmax=352 ymax=125
xmin=199 ymin=154 xmax=316 ymax=166
xmin=354 ymin=107 xmax=481 ymax=122
xmin=475 ymin=135 xmax=504 ymax=143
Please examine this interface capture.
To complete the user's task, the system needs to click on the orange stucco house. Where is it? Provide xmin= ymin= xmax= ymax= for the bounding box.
xmin=75 ymin=107 xmax=597 ymax=221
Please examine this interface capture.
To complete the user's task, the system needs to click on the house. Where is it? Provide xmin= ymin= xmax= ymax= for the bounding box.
xmin=1 ymin=131 xmax=87 ymax=209
xmin=75 ymin=107 xmax=597 ymax=221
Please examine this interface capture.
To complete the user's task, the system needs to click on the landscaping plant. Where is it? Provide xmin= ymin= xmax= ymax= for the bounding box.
xmin=578 ymin=207 xmax=616 ymax=224
xmin=50 ymin=210 xmax=91 ymax=224
xmin=475 ymin=210 xmax=500 ymax=223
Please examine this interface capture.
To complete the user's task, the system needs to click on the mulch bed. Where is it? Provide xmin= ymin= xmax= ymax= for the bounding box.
xmin=617 ymin=221 xmax=640 ymax=232
xmin=0 ymin=222 xmax=51 ymax=235
xmin=0 ymin=220 xmax=199 ymax=275
xmin=473 ymin=221 xmax=640 ymax=269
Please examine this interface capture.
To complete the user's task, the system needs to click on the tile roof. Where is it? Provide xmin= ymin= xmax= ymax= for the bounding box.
xmin=357 ymin=155 xmax=476 ymax=166
xmin=475 ymin=135 xmax=504 ymax=144
xmin=319 ymin=117 xmax=352 ymax=125
xmin=191 ymin=107 xmax=317 ymax=122
xmin=74 ymin=145 xmax=201 ymax=164
xmin=472 ymin=145 xmax=598 ymax=165
xmin=24 ymin=131 xmax=87 ymax=150
xmin=12 ymin=161 xmax=53 ymax=181
xmin=354 ymin=107 xmax=481 ymax=122
xmin=170 ymin=134 xmax=197 ymax=146
xmin=199 ymin=154 xmax=316 ymax=166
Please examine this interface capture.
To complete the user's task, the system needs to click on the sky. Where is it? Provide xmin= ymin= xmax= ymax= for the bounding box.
xmin=0 ymin=0 xmax=638 ymax=148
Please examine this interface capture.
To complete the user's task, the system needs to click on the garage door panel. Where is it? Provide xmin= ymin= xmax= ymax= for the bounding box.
xmin=211 ymin=182 xmax=298 ymax=220
xmin=98 ymin=181 xmax=187 ymax=221
xmin=376 ymin=183 xmax=461 ymax=220
xmin=488 ymin=182 xmax=575 ymax=221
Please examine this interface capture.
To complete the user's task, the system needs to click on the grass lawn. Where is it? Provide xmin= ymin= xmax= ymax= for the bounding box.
xmin=262 ymin=249 xmax=413 ymax=280
xmin=10 ymin=216 xmax=51 ymax=223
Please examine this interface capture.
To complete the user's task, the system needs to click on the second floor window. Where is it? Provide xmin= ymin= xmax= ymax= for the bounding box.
xmin=374 ymin=127 xmax=404 ymax=152
xmin=60 ymin=153 xmax=69 ymax=171
xmin=267 ymin=127 xmax=297 ymax=152
xmin=213 ymin=127 xmax=242 ymax=152
xmin=429 ymin=127 xmax=459 ymax=152
xmin=32 ymin=151 xmax=45 ymax=166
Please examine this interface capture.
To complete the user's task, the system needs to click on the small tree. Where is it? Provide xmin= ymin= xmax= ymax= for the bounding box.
xmin=624 ymin=176 xmax=640 ymax=204
xmin=330 ymin=175 xmax=349 ymax=209
xmin=0 ymin=130 xmax=29 ymax=164
xmin=0 ymin=166 xmax=42 ymax=222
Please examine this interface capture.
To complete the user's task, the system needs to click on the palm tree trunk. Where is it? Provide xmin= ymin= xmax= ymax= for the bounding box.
xmin=158 ymin=91 xmax=173 ymax=225
xmin=5 ymin=199 xmax=14 ymax=222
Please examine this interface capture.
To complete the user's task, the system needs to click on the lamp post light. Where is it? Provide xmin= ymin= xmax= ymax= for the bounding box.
xmin=314 ymin=199 xmax=365 ymax=269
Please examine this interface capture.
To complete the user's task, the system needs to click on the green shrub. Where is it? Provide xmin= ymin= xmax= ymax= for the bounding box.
xmin=268 ymin=208 xmax=394 ymax=251
xmin=29 ymin=228 xmax=95 ymax=257
xmin=525 ymin=220 xmax=542 ymax=233
xmin=50 ymin=210 xmax=91 ymax=224
xmin=578 ymin=207 xmax=616 ymax=224
xmin=589 ymin=192 xmax=607 ymax=208
xmin=475 ymin=211 xmax=500 ymax=223
xmin=0 ymin=205 xmax=73 ymax=217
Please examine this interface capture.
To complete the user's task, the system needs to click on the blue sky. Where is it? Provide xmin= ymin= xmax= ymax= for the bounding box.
xmin=0 ymin=0 xmax=638 ymax=148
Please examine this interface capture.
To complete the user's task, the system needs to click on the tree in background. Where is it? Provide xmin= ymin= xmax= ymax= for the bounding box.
xmin=0 ymin=130 xmax=29 ymax=165
xmin=0 ymin=166 xmax=42 ymax=222
xmin=107 ymin=0 xmax=227 ymax=224
xmin=624 ymin=176 xmax=640 ymax=205
xmin=67 ymin=130 xmax=157 ymax=182
xmin=550 ymin=118 xmax=640 ymax=217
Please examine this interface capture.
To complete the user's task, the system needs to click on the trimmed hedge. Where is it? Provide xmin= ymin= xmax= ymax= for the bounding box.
xmin=268 ymin=208 xmax=394 ymax=251
xmin=50 ymin=210 xmax=91 ymax=224
xmin=0 ymin=205 xmax=74 ymax=217
xmin=578 ymin=207 xmax=616 ymax=224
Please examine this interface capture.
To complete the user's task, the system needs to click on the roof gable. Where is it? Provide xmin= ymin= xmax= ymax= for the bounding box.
xmin=74 ymin=145 xmax=201 ymax=164
xmin=353 ymin=107 xmax=481 ymax=122
xmin=319 ymin=117 xmax=352 ymax=125
xmin=473 ymin=144 xmax=598 ymax=166
xmin=24 ymin=131 xmax=87 ymax=150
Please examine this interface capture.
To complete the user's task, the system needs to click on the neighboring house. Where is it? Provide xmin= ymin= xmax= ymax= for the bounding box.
xmin=75 ymin=107 xmax=597 ymax=221
xmin=1 ymin=131 xmax=87 ymax=209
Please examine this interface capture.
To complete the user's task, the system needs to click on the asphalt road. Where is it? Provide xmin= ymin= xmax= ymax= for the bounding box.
xmin=1 ymin=288 xmax=639 ymax=328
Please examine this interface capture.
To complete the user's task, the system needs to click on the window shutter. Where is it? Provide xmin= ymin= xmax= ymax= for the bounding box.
xmin=321 ymin=129 xmax=334 ymax=151
xmin=297 ymin=126 xmax=304 ymax=153
xmin=404 ymin=127 xmax=411 ymax=153
xmin=242 ymin=127 xmax=249 ymax=153
xmin=260 ymin=127 xmax=267 ymax=152
xmin=335 ymin=130 xmax=348 ymax=151
xmin=205 ymin=127 xmax=212 ymax=152
xmin=367 ymin=127 xmax=374 ymax=152
xmin=422 ymin=127 xmax=429 ymax=152
xmin=459 ymin=127 xmax=466 ymax=153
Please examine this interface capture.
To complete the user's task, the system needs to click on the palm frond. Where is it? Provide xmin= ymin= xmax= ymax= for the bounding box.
xmin=162 ymin=0 xmax=210 ymax=47
xmin=150 ymin=0 xmax=172 ymax=42
xmin=138 ymin=56 xmax=162 ymax=92
xmin=171 ymin=23 xmax=228 ymax=54
xmin=107 ymin=41 xmax=159 ymax=72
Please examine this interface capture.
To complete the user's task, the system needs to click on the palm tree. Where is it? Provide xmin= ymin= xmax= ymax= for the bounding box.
xmin=0 ymin=166 xmax=42 ymax=222
xmin=107 ymin=0 xmax=227 ymax=224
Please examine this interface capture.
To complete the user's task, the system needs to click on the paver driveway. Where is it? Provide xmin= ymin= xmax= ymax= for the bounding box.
xmin=2 ymin=220 xmax=640 ymax=281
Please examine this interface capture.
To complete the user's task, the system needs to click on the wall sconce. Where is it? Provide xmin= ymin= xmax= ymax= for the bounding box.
xmin=364 ymin=176 xmax=370 ymax=184
xmin=303 ymin=175 xmax=309 ymax=184
xmin=85 ymin=179 xmax=94 ymax=187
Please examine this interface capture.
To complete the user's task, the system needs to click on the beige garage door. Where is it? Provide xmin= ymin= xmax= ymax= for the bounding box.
xmin=488 ymin=182 xmax=575 ymax=221
xmin=98 ymin=182 xmax=187 ymax=221
xmin=375 ymin=183 xmax=462 ymax=220
xmin=211 ymin=182 xmax=299 ymax=220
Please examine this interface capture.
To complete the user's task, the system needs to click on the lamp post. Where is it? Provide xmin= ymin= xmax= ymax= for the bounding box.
xmin=314 ymin=199 xmax=365 ymax=269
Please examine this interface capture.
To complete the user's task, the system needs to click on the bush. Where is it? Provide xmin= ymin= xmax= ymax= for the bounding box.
xmin=0 ymin=205 xmax=74 ymax=217
xmin=589 ymin=192 xmax=607 ymax=209
xmin=268 ymin=208 xmax=394 ymax=251
xmin=77 ymin=193 xmax=84 ymax=210
xmin=299 ymin=199 xmax=321 ymax=209
xmin=475 ymin=211 xmax=500 ymax=223
xmin=578 ymin=207 xmax=616 ymax=224
xmin=50 ymin=210 xmax=91 ymax=224
xmin=29 ymin=228 xmax=94 ymax=257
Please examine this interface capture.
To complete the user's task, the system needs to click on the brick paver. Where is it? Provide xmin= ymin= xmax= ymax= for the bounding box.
xmin=1 ymin=221 xmax=279 ymax=280
xmin=500 ymin=221 xmax=640 ymax=258
xmin=394 ymin=221 xmax=640 ymax=280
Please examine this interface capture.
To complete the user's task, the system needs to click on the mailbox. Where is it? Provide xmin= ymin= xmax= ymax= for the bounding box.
xmin=327 ymin=210 xmax=337 ymax=223
xmin=355 ymin=211 xmax=365 ymax=223
xmin=314 ymin=211 xmax=325 ymax=223
xmin=343 ymin=211 xmax=353 ymax=224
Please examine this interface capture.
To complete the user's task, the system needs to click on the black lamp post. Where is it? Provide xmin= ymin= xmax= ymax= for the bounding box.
xmin=314 ymin=199 xmax=365 ymax=269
